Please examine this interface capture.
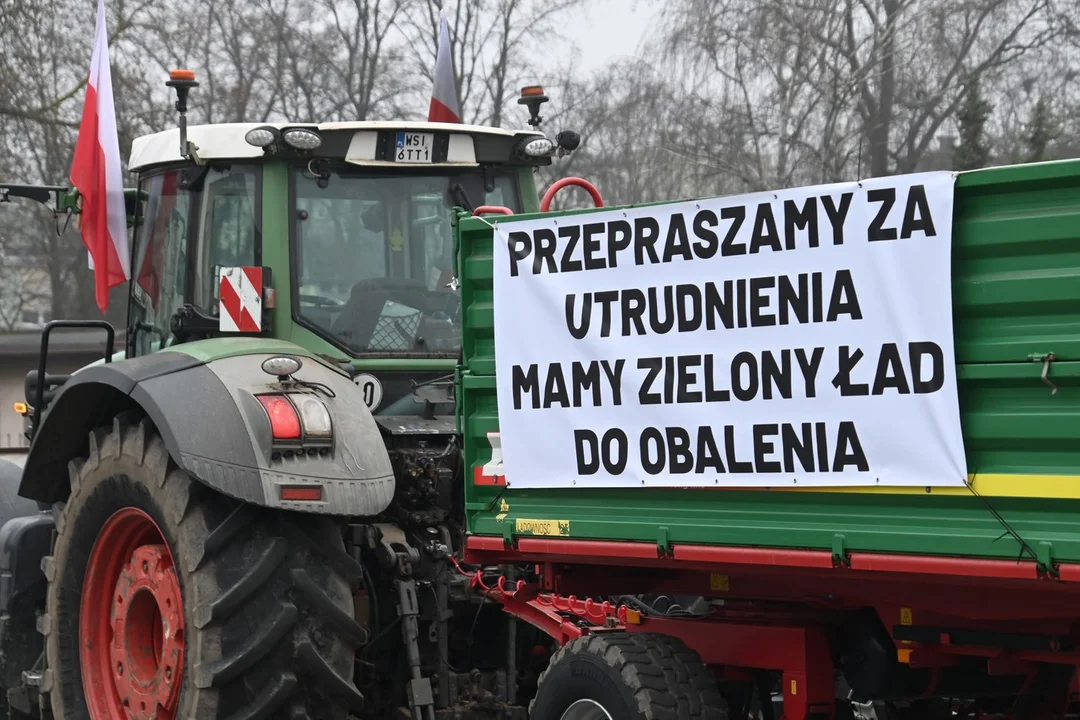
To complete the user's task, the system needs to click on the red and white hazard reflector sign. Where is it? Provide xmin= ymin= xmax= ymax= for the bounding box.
xmin=219 ymin=267 xmax=263 ymax=332
xmin=473 ymin=432 xmax=506 ymax=486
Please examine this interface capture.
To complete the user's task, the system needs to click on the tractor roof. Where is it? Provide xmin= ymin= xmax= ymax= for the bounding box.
xmin=128 ymin=121 xmax=545 ymax=172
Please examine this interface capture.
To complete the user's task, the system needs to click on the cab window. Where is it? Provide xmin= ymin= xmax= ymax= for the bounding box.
xmin=128 ymin=165 xmax=260 ymax=356
xmin=130 ymin=170 xmax=189 ymax=356
xmin=193 ymin=168 xmax=259 ymax=311
xmin=292 ymin=170 xmax=519 ymax=356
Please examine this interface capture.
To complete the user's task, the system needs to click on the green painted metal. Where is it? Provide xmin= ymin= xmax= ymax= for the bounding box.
xmin=167 ymin=336 xmax=325 ymax=365
xmin=456 ymin=158 xmax=1080 ymax=562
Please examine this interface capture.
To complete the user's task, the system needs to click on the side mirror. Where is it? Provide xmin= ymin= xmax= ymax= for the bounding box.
xmin=556 ymin=130 xmax=581 ymax=155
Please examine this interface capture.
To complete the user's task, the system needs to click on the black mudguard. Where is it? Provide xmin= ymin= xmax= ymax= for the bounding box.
xmin=0 ymin=458 xmax=52 ymax=692
xmin=18 ymin=345 xmax=395 ymax=516
xmin=0 ymin=514 xmax=52 ymax=689
xmin=0 ymin=459 xmax=41 ymax=520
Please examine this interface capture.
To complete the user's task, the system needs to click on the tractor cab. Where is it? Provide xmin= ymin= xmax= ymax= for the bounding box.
xmin=120 ymin=74 xmax=582 ymax=416
xmin=7 ymin=74 xmax=588 ymax=444
xmin=0 ymin=72 xmax=602 ymax=720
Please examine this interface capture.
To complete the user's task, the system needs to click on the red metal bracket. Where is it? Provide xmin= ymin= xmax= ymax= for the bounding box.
xmin=447 ymin=557 xmax=613 ymax=646
xmin=625 ymin=617 xmax=835 ymax=720
xmin=540 ymin=177 xmax=604 ymax=212
xmin=472 ymin=205 xmax=514 ymax=216
xmin=496 ymin=584 xmax=587 ymax=646
xmin=450 ymin=556 xmax=836 ymax=720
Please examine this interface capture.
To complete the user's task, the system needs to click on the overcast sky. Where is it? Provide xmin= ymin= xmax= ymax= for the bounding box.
xmin=560 ymin=0 xmax=654 ymax=70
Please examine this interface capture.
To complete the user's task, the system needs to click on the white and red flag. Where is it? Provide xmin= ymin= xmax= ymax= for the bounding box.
xmin=71 ymin=0 xmax=130 ymax=313
xmin=427 ymin=7 xmax=461 ymax=123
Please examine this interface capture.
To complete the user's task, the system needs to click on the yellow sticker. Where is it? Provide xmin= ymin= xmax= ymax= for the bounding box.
xmin=390 ymin=229 xmax=404 ymax=252
xmin=900 ymin=607 xmax=913 ymax=643
xmin=709 ymin=574 xmax=729 ymax=592
xmin=499 ymin=498 xmax=510 ymax=513
xmin=514 ymin=518 xmax=571 ymax=537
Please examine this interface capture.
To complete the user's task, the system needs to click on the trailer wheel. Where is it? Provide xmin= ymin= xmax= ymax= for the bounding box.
xmin=42 ymin=416 xmax=366 ymax=720
xmin=529 ymin=633 xmax=727 ymax=720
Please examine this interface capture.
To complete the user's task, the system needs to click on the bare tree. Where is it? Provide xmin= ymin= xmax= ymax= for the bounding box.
xmin=404 ymin=0 xmax=585 ymax=126
xmin=0 ymin=0 xmax=146 ymax=324
xmin=655 ymin=0 xmax=1059 ymax=185
xmin=657 ymin=0 xmax=862 ymax=190
xmin=0 ymin=0 xmax=424 ymax=324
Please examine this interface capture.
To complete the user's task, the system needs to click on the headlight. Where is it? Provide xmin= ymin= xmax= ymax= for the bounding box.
xmin=282 ymin=128 xmax=322 ymax=150
xmin=520 ymin=136 xmax=555 ymax=158
xmin=261 ymin=355 xmax=303 ymax=378
xmin=244 ymin=126 xmax=279 ymax=147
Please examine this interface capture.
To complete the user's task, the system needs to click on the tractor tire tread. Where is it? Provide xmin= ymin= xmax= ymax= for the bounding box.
xmin=531 ymin=632 xmax=726 ymax=720
xmin=45 ymin=416 xmax=364 ymax=720
xmin=223 ymin=671 xmax=297 ymax=720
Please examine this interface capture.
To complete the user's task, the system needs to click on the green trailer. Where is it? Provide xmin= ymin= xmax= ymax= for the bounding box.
xmin=456 ymin=160 xmax=1080 ymax=720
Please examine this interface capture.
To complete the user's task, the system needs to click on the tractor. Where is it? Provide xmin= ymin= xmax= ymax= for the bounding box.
xmin=0 ymin=71 xmax=597 ymax=720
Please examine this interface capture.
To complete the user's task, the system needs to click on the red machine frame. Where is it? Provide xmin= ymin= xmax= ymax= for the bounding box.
xmin=461 ymin=536 xmax=1080 ymax=720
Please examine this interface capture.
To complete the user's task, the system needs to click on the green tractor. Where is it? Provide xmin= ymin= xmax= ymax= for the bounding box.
xmin=0 ymin=73 xmax=593 ymax=719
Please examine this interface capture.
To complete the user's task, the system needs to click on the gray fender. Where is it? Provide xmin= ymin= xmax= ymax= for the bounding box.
xmin=19 ymin=348 xmax=395 ymax=516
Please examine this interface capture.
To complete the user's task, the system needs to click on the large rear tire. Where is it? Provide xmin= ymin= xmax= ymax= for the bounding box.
xmin=529 ymin=633 xmax=727 ymax=720
xmin=41 ymin=415 xmax=366 ymax=719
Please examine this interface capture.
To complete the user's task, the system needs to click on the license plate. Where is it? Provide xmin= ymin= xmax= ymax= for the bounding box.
xmin=395 ymin=132 xmax=434 ymax=163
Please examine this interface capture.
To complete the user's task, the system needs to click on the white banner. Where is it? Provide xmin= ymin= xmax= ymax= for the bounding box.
xmin=492 ymin=172 xmax=967 ymax=489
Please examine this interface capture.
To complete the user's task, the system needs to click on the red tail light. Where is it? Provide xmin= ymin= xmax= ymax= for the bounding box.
xmin=280 ymin=486 xmax=323 ymax=502
xmin=257 ymin=395 xmax=301 ymax=440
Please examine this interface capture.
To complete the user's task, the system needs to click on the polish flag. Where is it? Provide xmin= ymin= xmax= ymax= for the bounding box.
xmin=427 ymin=8 xmax=461 ymax=123
xmin=71 ymin=0 xmax=130 ymax=313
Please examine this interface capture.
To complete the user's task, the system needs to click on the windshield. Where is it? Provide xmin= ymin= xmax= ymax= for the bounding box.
xmin=293 ymin=170 xmax=519 ymax=356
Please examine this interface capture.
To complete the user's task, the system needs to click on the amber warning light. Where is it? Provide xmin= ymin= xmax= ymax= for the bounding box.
xmin=13 ymin=402 xmax=27 ymax=415
xmin=169 ymin=69 xmax=196 ymax=82
xmin=518 ymin=85 xmax=550 ymax=129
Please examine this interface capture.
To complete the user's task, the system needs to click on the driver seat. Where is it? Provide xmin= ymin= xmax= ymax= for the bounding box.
xmin=329 ymin=277 xmax=434 ymax=351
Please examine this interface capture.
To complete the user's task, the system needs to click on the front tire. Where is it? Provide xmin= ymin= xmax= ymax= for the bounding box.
xmin=42 ymin=416 xmax=366 ymax=719
xmin=529 ymin=633 xmax=727 ymax=720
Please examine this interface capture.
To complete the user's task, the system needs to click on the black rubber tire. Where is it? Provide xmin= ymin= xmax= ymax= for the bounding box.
xmin=529 ymin=633 xmax=728 ymax=720
xmin=41 ymin=415 xmax=367 ymax=719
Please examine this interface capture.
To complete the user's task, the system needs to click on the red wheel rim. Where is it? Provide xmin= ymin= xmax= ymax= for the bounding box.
xmin=80 ymin=508 xmax=184 ymax=720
